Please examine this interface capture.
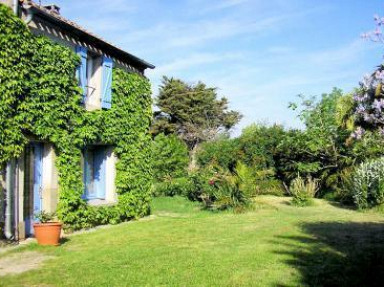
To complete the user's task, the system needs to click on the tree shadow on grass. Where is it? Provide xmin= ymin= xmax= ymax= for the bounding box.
xmin=326 ymin=200 xmax=357 ymax=211
xmin=274 ymin=221 xmax=384 ymax=287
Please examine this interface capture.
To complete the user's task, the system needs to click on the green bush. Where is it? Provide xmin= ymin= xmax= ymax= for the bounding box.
xmin=352 ymin=158 xmax=384 ymax=209
xmin=152 ymin=134 xmax=189 ymax=182
xmin=197 ymin=135 xmax=240 ymax=171
xmin=226 ymin=162 xmax=285 ymax=197
xmin=290 ymin=176 xmax=318 ymax=206
xmin=237 ymin=124 xmax=285 ymax=170
xmin=152 ymin=177 xmax=192 ymax=197
xmin=200 ymin=164 xmax=252 ymax=212
xmin=254 ymin=178 xmax=285 ymax=196
xmin=185 ymin=169 xmax=216 ymax=202
xmin=325 ymin=168 xmax=355 ymax=205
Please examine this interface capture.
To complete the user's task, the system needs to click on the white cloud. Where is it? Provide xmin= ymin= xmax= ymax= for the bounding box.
xmin=148 ymin=52 xmax=243 ymax=77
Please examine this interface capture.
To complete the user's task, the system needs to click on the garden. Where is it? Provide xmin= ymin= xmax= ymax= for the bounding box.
xmin=1 ymin=4 xmax=384 ymax=287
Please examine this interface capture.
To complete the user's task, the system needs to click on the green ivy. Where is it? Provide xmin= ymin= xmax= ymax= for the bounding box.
xmin=0 ymin=4 xmax=152 ymax=231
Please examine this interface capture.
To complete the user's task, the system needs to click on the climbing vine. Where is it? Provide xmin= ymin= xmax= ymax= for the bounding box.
xmin=0 ymin=4 xmax=152 ymax=231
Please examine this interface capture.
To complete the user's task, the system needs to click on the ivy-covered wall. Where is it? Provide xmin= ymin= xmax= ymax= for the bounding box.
xmin=0 ymin=4 xmax=152 ymax=231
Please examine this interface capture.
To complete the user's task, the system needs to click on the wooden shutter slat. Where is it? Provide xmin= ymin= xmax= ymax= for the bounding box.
xmin=76 ymin=46 xmax=88 ymax=102
xmin=101 ymin=56 xmax=113 ymax=109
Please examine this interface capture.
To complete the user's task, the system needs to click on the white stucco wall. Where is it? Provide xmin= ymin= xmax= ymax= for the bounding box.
xmin=85 ymin=56 xmax=103 ymax=111
xmin=41 ymin=143 xmax=59 ymax=213
xmin=0 ymin=0 xmax=13 ymax=8
xmin=105 ymin=147 xmax=117 ymax=203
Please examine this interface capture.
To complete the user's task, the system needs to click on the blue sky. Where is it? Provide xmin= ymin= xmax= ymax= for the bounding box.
xmin=53 ymin=0 xmax=383 ymax=134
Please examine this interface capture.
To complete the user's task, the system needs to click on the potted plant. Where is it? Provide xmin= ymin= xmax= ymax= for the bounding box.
xmin=33 ymin=211 xmax=62 ymax=246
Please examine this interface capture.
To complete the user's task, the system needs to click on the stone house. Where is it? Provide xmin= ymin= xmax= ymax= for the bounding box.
xmin=0 ymin=0 xmax=154 ymax=240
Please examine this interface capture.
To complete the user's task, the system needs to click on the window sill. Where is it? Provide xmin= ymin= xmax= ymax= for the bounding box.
xmin=86 ymin=199 xmax=117 ymax=207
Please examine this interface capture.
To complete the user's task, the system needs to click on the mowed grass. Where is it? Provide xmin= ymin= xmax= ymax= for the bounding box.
xmin=1 ymin=196 xmax=384 ymax=287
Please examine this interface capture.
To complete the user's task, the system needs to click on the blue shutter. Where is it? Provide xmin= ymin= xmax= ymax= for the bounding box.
xmin=93 ymin=147 xmax=106 ymax=199
xmin=76 ymin=46 xmax=88 ymax=102
xmin=33 ymin=143 xmax=43 ymax=218
xmin=101 ymin=56 xmax=113 ymax=109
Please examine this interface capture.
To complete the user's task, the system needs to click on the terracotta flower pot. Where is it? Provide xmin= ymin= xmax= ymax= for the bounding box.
xmin=33 ymin=222 xmax=62 ymax=246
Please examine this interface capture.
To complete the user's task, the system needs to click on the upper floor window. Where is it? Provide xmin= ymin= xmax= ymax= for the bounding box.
xmin=76 ymin=46 xmax=113 ymax=110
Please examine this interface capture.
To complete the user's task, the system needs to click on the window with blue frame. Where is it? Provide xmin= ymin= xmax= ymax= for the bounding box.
xmin=76 ymin=45 xmax=113 ymax=109
xmin=83 ymin=146 xmax=107 ymax=200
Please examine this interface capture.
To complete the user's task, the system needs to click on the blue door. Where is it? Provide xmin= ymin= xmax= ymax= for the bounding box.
xmin=25 ymin=143 xmax=44 ymax=236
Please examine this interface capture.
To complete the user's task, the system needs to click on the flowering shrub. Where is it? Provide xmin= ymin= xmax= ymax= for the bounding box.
xmin=353 ymin=14 xmax=384 ymax=138
xmin=361 ymin=14 xmax=384 ymax=43
xmin=352 ymin=66 xmax=384 ymax=139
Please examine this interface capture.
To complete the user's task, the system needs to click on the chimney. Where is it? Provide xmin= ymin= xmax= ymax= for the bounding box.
xmin=43 ymin=4 xmax=60 ymax=14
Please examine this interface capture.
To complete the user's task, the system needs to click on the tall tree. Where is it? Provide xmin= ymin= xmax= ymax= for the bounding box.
xmin=151 ymin=76 xmax=242 ymax=168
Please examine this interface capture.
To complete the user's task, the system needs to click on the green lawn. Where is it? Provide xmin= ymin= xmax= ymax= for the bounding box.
xmin=1 ymin=196 xmax=384 ymax=287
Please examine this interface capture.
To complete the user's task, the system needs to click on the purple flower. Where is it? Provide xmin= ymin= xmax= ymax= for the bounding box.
xmin=363 ymin=112 xmax=372 ymax=123
xmin=353 ymin=93 xmax=369 ymax=103
xmin=351 ymin=127 xmax=365 ymax=140
xmin=355 ymin=105 xmax=366 ymax=115
xmin=373 ymin=99 xmax=384 ymax=110
xmin=375 ymin=70 xmax=384 ymax=80
xmin=361 ymin=74 xmax=373 ymax=89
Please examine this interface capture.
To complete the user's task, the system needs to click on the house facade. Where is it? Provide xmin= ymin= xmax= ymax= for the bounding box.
xmin=0 ymin=0 xmax=154 ymax=240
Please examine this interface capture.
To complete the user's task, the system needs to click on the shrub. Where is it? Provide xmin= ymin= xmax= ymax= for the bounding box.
xmin=290 ymin=176 xmax=319 ymax=206
xmin=185 ymin=168 xmax=216 ymax=202
xmin=202 ymin=163 xmax=252 ymax=212
xmin=237 ymin=124 xmax=285 ymax=170
xmin=152 ymin=177 xmax=192 ymax=197
xmin=352 ymin=157 xmax=384 ymax=209
xmin=152 ymin=134 xmax=189 ymax=182
xmin=197 ymin=135 xmax=239 ymax=171
xmin=234 ymin=162 xmax=257 ymax=196
xmin=254 ymin=178 xmax=285 ymax=196
xmin=326 ymin=168 xmax=355 ymax=205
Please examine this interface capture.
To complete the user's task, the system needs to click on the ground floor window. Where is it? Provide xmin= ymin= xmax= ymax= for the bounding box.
xmin=83 ymin=146 xmax=107 ymax=200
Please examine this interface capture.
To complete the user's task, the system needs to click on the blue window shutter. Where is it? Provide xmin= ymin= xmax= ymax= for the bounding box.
xmin=76 ymin=46 xmax=88 ymax=102
xmin=33 ymin=143 xmax=43 ymax=219
xmin=93 ymin=147 xmax=106 ymax=199
xmin=27 ymin=143 xmax=43 ymax=235
xmin=101 ymin=56 xmax=113 ymax=109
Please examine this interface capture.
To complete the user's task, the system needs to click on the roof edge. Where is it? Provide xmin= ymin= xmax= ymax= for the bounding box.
xmin=22 ymin=0 xmax=155 ymax=70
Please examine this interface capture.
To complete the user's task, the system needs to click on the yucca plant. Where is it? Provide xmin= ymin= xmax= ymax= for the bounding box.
xmin=290 ymin=175 xmax=319 ymax=206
